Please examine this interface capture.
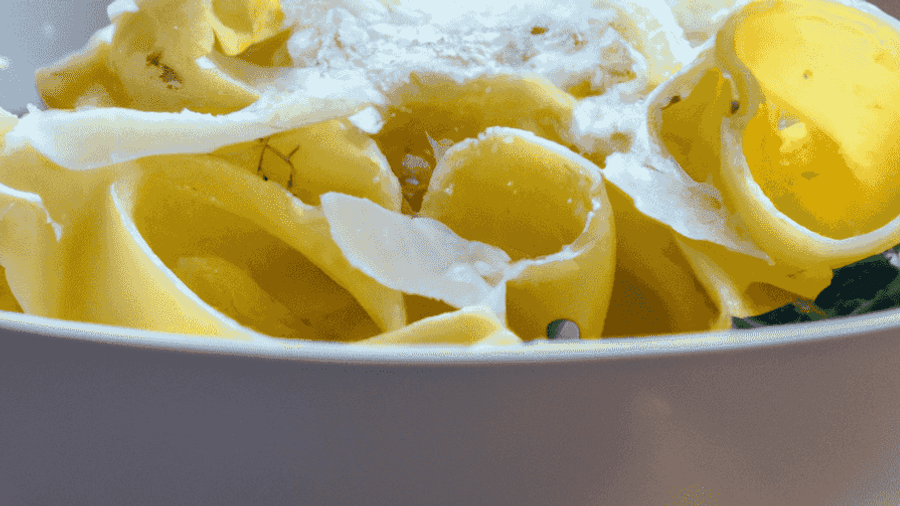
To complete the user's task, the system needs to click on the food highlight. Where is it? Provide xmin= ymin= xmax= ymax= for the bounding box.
xmin=0 ymin=0 xmax=898 ymax=345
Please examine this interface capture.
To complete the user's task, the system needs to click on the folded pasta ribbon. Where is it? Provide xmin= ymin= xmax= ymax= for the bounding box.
xmin=716 ymin=0 xmax=900 ymax=269
xmin=627 ymin=0 xmax=900 ymax=326
xmin=359 ymin=305 xmax=521 ymax=346
xmin=419 ymin=127 xmax=616 ymax=341
xmin=0 ymin=118 xmax=407 ymax=339
xmin=373 ymin=73 xmax=577 ymax=214
xmin=347 ymin=126 xmax=617 ymax=341
xmin=602 ymin=32 xmax=833 ymax=329
xmin=114 ymin=154 xmax=404 ymax=340
xmin=0 ymin=109 xmax=25 ymax=314
xmin=36 ymin=0 xmax=288 ymax=114
xmin=211 ymin=118 xmax=402 ymax=212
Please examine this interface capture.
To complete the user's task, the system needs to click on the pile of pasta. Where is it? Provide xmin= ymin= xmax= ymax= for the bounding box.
xmin=0 ymin=0 xmax=898 ymax=345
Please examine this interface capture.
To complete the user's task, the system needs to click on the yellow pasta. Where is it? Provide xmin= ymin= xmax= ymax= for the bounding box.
xmin=0 ymin=134 xmax=406 ymax=339
xmin=359 ymin=305 xmax=521 ymax=346
xmin=715 ymin=0 xmax=900 ymax=269
xmin=420 ymin=127 xmax=616 ymax=340
xmin=601 ymin=184 xmax=724 ymax=337
xmin=3 ymin=0 xmax=900 ymax=345
xmin=611 ymin=0 xmax=900 ymax=324
xmin=212 ymin=118 xmax=402 ymax=211
xmin=121 ymin=154 xmax=406 ymax=339
xmin=373 ymin=73 xmax=576 ymax=213
xmin=37 ymin=0 xmax=287 ymax=113
xmin=645 ymin=47 xmax=834 ymax=321
xmin=733 ymin=0 xmax=900 ymax=240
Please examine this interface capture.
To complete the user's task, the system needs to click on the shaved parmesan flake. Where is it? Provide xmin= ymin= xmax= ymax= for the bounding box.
xmin=321 ymin=192 xmax=512 ymax=316
xmin=9 ymin=70 xmax=383 ymax=170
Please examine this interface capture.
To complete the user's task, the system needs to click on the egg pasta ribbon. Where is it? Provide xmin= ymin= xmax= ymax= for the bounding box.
xmin=112 ymin=155 xmax=405 ymax=340
xmin=37 ymin=0 xmax=287 ymax=114
xmin=358 ymin=305 xmax=522 ymax=346
xmin=0 ymin=109 xmax=413 ymax=339
xmin=11 ymin=0 xmax=900 ymax=344
xmin=1 ymin=103 xmax=525 ymax=345
xmin=715 ymin=0 xmax=900 ymax=269
xmin=325 ymin=127 xmax=617 ymax=341
xmin=603 ymin=0 xmax=900 ymax=324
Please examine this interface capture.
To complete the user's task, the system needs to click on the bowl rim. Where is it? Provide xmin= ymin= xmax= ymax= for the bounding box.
xmin=3 ymin=307 xmax=898 ymax=365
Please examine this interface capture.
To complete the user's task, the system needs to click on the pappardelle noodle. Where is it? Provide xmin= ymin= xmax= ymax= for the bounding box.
xmin=0 ymin=0 xmax=898 ymax=345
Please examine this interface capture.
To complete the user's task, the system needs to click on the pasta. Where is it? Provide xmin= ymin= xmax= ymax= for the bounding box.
xmin=0 ymin=0 xmax=898 ymax=344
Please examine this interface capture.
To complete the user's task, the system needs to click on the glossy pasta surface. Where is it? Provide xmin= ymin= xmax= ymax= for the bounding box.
xmin=0 ymin=0 xmax=899 ymax=344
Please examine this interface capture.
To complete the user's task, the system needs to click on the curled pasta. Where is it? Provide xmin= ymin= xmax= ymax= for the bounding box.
xmin=4 ymin=0 xmax=900 ymax=344
xmin=715 ymin=0 xmax=900 ymax=268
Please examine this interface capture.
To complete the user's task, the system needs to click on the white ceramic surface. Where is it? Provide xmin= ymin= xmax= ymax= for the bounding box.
xmin=1 ymin=0 xmax=899 ymax=504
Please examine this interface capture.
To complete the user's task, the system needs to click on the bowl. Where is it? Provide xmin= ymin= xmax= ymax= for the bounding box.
xmin=1 ymin=0 xmax=899 ymax=504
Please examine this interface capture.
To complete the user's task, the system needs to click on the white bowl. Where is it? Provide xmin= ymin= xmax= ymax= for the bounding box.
xmin=1 ymin=1 xmax=899 ymax=504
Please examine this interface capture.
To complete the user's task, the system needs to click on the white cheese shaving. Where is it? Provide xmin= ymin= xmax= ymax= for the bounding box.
xmin=280 ymin=0 xmax=697 ymax=96
xmin=321 ymin=192 xmax=513 ymax=316
xmin=7 ymin=69 xmax=384 ymax=170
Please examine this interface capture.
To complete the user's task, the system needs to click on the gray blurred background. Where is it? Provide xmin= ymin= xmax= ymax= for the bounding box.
xmin=1 ymin=0 xmax=110 ymax=116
